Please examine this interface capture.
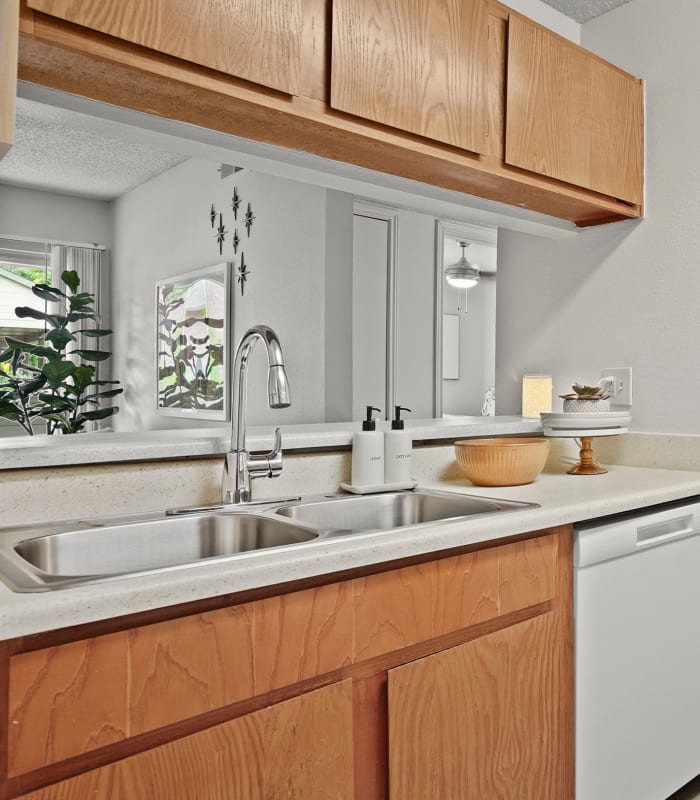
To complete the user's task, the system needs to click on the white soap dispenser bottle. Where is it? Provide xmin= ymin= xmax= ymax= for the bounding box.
xmin=351 ymin=406 xmax=384 ymax=487
xmin=384 ymin=406 xmax=412 ymax=483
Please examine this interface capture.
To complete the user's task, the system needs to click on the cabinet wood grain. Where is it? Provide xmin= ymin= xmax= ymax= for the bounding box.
xmin=254 ymin=579 xmax=354 ymax=693
xmin=353 ymin=562 xmax=437 ymax=661
xmin=0 ymin=0 xmax=19 ymax=159
xmin=17 ymin=680 xmax=355 ymax=800
xmin=27 ymin=0 xmax=303 ymax=95
xmin=505 ymin=13 xmax=644 ymax=204
xmin=127 ymin=605 xmax=255 ymax=736
xmin=498 ymin=531 xmax=558 ymax=614
xmin=18 ymin=13 xmax=642 ymax=225
xmin=6 ymin=529 xmax=566 ymax=780
xmin=331 ymin=0 xmax=488 ymax=153
xmin=8 ymin=633 xmax=129 ymax=776
xmin=433 ymin=548 xmax=499 ymax=633
xmin=388 ymin=611 xmax=563 ymax=799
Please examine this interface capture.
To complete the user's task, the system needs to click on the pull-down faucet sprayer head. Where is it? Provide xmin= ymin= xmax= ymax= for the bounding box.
xmin=268 ymin=364 xmax=291 ymax=408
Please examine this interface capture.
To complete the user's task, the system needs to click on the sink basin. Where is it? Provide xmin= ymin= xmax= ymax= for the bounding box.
xmin=275 ymin=488 xmax=535 ymax=534
xmin=0 ymin=488 xmax=536 ymax=592
xmin=1 ymin=513 xmax=318 ymax=591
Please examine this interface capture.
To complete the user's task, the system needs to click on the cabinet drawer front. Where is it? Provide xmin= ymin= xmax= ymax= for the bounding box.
xmin=27 ymin=0 xmax=303 ymax=95
xmin=8 ymin=586 xmax=352 ymax=774
xmin=498 ymin=532 xmax=558 ymax=613
xmin=8 ymin=633 xmax=129 ymax=777
xmin=354 ymin=548 xmax=500 ymax=661
xmin=17 ymin=680 xmax=355 ymax=800
xmin=505 ymin=14 xmax=644 ymax=204
xmin=8 ymin=606 xmax=255 ymax=775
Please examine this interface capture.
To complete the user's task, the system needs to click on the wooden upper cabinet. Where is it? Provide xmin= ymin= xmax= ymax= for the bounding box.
xmin=26 ymin=0 xmax=303 ymax=95
xmin=505 ymin=14 xmax=644 ymax=205
xmin=1 ymin=0 xmax=19 ymax=160
xmin=331 ymin=0 xmax=489 ymax=154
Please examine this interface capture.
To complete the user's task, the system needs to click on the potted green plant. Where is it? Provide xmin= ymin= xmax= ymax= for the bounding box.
xmin=0 ymin=269 xmax=122 ymax=435
xmin=559 ymin=382 xmax=610 ymax=413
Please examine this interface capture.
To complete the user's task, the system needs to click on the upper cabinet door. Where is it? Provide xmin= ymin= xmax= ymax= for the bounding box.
xmin=331 ymin=0 xmax=489 ymax=154
xmin=26 ymin=0 xmax=303 ymax=95
xmin=505 ymin=15 xmax=644 ymax=205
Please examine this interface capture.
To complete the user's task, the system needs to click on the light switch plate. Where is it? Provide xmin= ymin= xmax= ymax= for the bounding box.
xmin=603 ymin=367 xmax=632 ymax=406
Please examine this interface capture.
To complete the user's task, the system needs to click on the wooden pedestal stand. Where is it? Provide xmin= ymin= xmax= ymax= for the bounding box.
xmin=568 ymin=436 xmax=607 ymax=475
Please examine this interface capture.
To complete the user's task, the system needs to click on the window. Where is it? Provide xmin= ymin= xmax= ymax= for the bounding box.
xmin=0 ymin=237 xmax=107 ymax=435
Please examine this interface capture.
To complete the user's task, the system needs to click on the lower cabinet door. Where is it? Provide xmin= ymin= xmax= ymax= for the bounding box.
xmin=387 ymin=612 xmax=564 ymax=800
xmin=19 ymin=680 xmax=354 ymax=800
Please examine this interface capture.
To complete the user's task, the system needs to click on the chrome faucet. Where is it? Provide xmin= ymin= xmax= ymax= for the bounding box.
xmin=222 ymin=324 xmax=291 ymax=504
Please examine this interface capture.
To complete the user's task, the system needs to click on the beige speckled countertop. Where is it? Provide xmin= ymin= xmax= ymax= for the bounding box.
xmin=1 ymin=457 xmax=700 ymax=642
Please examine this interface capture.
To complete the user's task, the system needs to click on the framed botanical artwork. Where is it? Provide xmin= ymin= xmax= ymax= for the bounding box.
xmin=156 ymin=262 xmax=231 ymax=420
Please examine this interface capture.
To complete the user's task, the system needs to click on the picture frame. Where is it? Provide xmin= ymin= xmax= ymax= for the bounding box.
xmin=442 ymin=313 xmax=460 ymax=381
xmin=156 ymin=262 xmax=231 ymax=420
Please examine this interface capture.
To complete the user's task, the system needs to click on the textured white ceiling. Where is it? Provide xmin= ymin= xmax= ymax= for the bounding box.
xmin=0 ymin=98 xmax=188 ymax=200
xmin=538 ymin=0 xmax=634 ymax=23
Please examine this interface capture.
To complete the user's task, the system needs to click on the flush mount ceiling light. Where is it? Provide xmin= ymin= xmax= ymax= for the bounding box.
xmin=445 ymin=241 xmax=480 ymax=289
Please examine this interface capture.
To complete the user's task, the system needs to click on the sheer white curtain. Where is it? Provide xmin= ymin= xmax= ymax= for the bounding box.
xmin=50 ymin=245 xmax=108 ymax=431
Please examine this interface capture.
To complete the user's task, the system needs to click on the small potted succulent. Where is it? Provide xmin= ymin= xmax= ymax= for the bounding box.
xmin=559 ymin=382 xmax=610 ymax=413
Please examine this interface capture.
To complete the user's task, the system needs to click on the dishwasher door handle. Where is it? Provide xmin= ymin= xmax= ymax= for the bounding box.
xmin=637 ymin=514 xmax=696 ymax=546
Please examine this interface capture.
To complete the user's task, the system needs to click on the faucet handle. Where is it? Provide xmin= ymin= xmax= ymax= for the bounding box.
xmin=264 ymin=427 xmax=283 ymax=461
xmin=247 ymin=428 xmax=284 ymax=480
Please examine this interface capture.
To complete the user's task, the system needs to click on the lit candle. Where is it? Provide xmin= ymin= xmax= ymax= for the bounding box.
xmin=521 ymin=375 xmax=553 ymax=418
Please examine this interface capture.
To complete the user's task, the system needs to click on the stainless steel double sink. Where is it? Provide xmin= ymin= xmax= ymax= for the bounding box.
xmin=0 ymin=489 xmax=537 ymax=592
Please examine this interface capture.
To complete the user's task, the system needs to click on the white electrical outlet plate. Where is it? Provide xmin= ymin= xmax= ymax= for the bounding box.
xmin=603 ymin=367 xmax=632 ymax=406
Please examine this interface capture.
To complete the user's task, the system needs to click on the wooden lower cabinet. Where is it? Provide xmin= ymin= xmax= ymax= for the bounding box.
xmin=388 ymin=611 xmax=564 ymax=799
xmin=4 ymin=527 xmax=572 ymax=800
xmin=18 ymin=680 xmax=355 ymax=800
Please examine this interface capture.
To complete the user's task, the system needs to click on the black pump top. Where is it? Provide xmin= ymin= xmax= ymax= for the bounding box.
xmin=391 ymin=406 xmax=411 ymax=430
xmin=362 ymin=406 xmax=381 ymax=431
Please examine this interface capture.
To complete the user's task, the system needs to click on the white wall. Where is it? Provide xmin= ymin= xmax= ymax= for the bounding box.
xmin=395 ymin=210 xmax=437 ymax=419
xmin=496 ymin=0 xmax=700 ymax=434
xmin=0 ymin=184 xmax=112 ymax=247
xmin=443 ymin=276 xmax=497 ymax=416
xmin=112 ymin=159 xmax=327 ymax=431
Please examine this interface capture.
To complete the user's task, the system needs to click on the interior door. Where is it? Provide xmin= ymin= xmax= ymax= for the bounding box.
xmin=505 ymin=14 xmax=643 ymax=204
xmin=331 ymin=0 xmax=489 ymax=153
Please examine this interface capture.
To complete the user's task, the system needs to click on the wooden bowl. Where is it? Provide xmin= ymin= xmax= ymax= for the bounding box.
xmin=454 ymin=438 xmax=550 ymax=487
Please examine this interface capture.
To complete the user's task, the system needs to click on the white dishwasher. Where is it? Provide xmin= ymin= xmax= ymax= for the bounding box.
xmin=575 ymin=498 xmax=700 ymax=800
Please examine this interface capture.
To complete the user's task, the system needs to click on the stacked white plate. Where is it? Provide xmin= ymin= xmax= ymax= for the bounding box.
xmin=540 ymin=411 xmax=631 ymax=438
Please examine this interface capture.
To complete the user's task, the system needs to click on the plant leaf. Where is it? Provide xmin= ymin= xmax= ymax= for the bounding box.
xmin=77 ymin=407 xmax=118 ymax=422
xmin=0 ymin=399 xmax=22 ymax=420
xmin=70 ymin=349 xmax=111 ymax=362
xmin=43 ymin=360 xmax=76 ymax=386
xmin=18 ymin=375 xmax=47 ymax=397
xmin=5 ymin=338 xmax=56 ymax=360
xmin=14 ymin=306 xmax=62 ymax=326
xmin=61 ymin=270 xmax=80 ymax=293
xmin=32 ymin=283 xmax=65 ymax=303
xmin=45 ymin=327 xmax=75 ymax=350
xmin=78 ymin=328 xmax=113 ymax=338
